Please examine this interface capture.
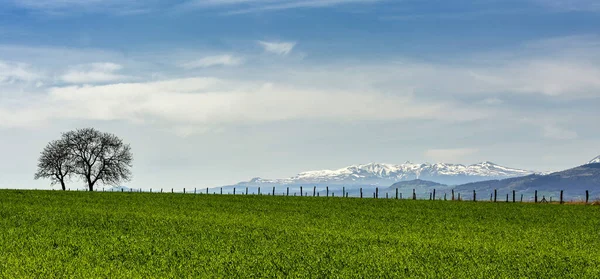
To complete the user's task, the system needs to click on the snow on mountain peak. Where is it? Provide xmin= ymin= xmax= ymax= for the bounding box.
xmin=238 ymin=161 xmax=533 ymax=186
xmin=589 ymin=155 xmax=600 ymax=164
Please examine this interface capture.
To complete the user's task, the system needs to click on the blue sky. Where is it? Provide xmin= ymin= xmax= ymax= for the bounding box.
xmin=1 ymin=0 xmax=600 ymax=189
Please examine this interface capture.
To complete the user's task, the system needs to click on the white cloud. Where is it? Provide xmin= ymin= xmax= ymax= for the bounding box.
xmin=11 ymin=0 xmax=385 ymax=15
xmin=542 ymin=124 xmax=579 ymax=140
xmin=181 ymin=55 xmax=244 ymax=69
xmin=478 ymin=97 xmax=503 ymax=105
xmin=424 ymin=148 xmax=480 ymax=163
xmin=0 ymin=77 xmax=486 ymax=130
xmin=258 ymin=41 xmax=296 ymax=56
xmin=0 ymin=61 xmax=41 ymax=83
xmin=2 ymin=36 xmax=600 ymax=134
xmin=492 ymin=60 xmax=600 ymax=96
xmin=533 ymin=0 xmax=600 ymax=12
xmin=182 ymin=0 xmax=384 ymax=14
xmin=9 ymin=0 xmax=155 ymax=14
xmin=60 ymin=62 xmax=129 ymax=84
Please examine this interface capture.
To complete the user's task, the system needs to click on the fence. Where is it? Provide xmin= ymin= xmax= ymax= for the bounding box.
xmin=85 ymin=186 xmax=599 ymax=205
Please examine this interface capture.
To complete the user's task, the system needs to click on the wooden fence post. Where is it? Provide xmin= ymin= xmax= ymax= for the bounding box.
xmin=373 ymin=193 xmax=376 ymax=198
xmin=194 ymin=188 xmax=197 ymax=194
xmin=360 ymin=188 xmax=363 ymax=199
xmin=429 ymin=192 xmax=432 ymax=201
xmin=161 ymin=188 xmax=163 ymax=193
xmin=220 ymin=188 xmax=223 ymax=195
xmin=333 ymin=192 xmax=335 ymax=197
xmin=535 ymin=190 xmax=538 ymax=203
xmin=473 ymin=190 xmax=476 ymax=202
xmin=413 ymin=189 xmax=416 ymax=200
xmin=300 ymin=187 xmax=303 ymax=197
xmin=327 ymin=187 xmax=329 ymax=197
xmin=376 ymin=188 xmax=379 ymax=199
xmin=396 ymin=188 xmax=399 ymax=200
xmin=433 ymin=189 xmax=436 ymax=200
xmin=444 ymin=193 xmax=447 ymax=201
xmin=233 ymin=188 xmax=236 ymax=195
xmin=386 ymin=193 xmax=388 ymax=199
xmin=400 ymin=193 xmax=403 ymax=199
xmin=258 ymin=187 xmax=261 ymax=195
xmin=184 ymin=188 xmax=186 ymax=194
xmin=506 ymin=194 xmax=509 ymax=203
xmin=246 ymin=187 xmax=248 ymax=195
xmin=512 ymin=190 xmax=516 ymax=203
xmin=494 ymin=189 xmax=497 ymax=203
xmin=272 ymin=187 xmax=275 ymax=196
xmin=586 ymin=190 xmax=589 ymax=204
xmin=458 ymin=193 xmax=461 ymax=201
xmin=206 ymin=188 xmax=209 ymax=194
xmin=520 ymin=194 xmax=523 ymax=202
xmin=560 ymin=190 xmax=564 ymax=204
xmin=286 ymin=187 xmax=289 ymax=196
xmin=171 ymin=188 xmax=173 ymax=193
xmin=452 ymin=189 xmax=455 ymax=201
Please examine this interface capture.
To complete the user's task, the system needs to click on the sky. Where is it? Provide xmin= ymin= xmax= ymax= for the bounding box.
xmin=1 ymin=0 xmax=600 ymax=190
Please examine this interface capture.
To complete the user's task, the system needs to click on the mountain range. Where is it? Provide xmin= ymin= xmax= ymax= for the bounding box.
xmin=453 ymin=161 xmax=600 ymax=200
xmin=220 ymin=156 xmax=600 ymax=200
xmin=232 ymin=161 xmax=534 ymax=188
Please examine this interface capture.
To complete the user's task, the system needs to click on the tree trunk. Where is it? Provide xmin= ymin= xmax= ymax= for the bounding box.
xmin=87 ymin=176 xmax=94 ymax=192
xmin=60 ymin=180 xmax=66 ymax=191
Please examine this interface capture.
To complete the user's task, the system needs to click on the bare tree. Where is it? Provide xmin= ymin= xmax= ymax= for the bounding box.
xmin=63 ymin=128 xmax=133 ymax=191
xmin=34 ymin=139 xmax=73 ymax=190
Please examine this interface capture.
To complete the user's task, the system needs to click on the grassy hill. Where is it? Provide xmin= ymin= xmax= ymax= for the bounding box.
xmin=1 ymin=190 xmax=599 ymax=278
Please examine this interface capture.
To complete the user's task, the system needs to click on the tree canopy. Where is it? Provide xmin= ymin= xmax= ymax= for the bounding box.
xmin=34 ymin=139 xmax=73 ymax=191
xmin=35 ymin=128 xmax=133 ymax=191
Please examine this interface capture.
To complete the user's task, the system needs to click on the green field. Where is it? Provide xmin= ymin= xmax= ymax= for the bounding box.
xmin=1 ymin=190 xmax=599 ymax=278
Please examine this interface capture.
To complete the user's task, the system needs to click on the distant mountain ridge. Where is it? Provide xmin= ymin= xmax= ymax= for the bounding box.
xmin=217 ymin=156 xmax=600 ymax=200
xmin=453 ymin=161 xmax=600 ymax=200
xmin=589 ymin=155 xmax=600 ymax=164
xmin=232 ymin=161 xmax=534 ymax=187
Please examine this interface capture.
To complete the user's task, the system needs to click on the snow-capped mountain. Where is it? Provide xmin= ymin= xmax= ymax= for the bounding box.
xmin=234 ymin=161 xmax=534 ymax=187
xmin=589 ymin=155 xmax=600 ymax=164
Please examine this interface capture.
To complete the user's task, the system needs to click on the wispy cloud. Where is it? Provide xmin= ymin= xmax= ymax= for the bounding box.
xmin=181 ymin=54 xmax=244 ymax=69
xmin=0 ymin=61 xmax=41 ymax=83
xmin=533 ymin=0 xmax=600 ymax=12
xmin=381 ymin=9 xmax=529 ymax=21
xmin=60 ymin=62 xmax=129 ymax=84
xmin=181 ymin=0 xmax=384 ymax=14
xmin=10 ymin=0 xmax=600 ymax=16
xmin=542 ymin=124 xmax=579 ymax=140
xmin=0 ymin=76 xmax=486 ymax=130
xmin=258 ymin=41 xmax=296 ymax=56
xmin=11 ymin=0 xmax=384 ymax=15
xmin=1 ymin=36 xmax=599 ymax=134
xmin=8 ymin=0 xmax=156 ymax=15
xmin=478 ymin=97 xmax=504 ymax=106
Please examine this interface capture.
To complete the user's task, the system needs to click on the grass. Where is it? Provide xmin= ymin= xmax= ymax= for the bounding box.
xmin=1 ymin=190 xmax=599 ymax=278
